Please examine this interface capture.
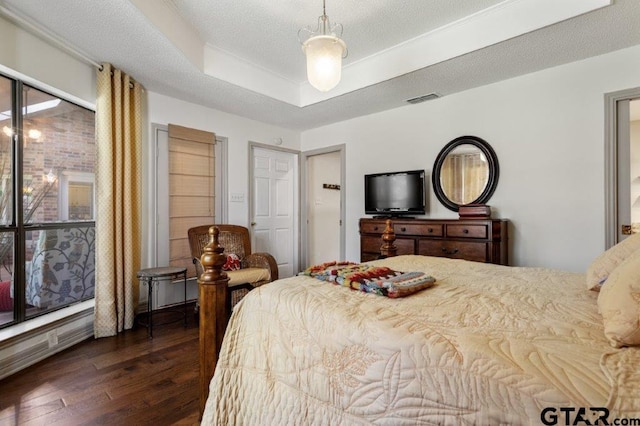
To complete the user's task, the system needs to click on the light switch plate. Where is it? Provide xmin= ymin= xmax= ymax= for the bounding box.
xmin=230 ymin=193 xmax=245 ymax=203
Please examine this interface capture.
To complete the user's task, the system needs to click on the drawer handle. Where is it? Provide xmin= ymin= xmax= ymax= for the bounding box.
xmin=374 ymin=226 xmax=378 ymax=231
xmin=401 ymin=227 xmax=406 ymax=232
xmin=442 ymin=247 xmax=459 ymax=255
xmin=428 ymin=228 xmax=433 ymax=233
xmin=463 ymin=229 xmax=469 ymax=234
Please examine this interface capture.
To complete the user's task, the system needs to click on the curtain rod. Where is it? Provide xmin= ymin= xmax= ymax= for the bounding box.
xmin=0 ymin=4 xmax=102 ymax=69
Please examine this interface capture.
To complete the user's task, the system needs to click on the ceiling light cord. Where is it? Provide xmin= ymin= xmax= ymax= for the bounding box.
xmin=321 ymin=0 xmax=327 ymax=34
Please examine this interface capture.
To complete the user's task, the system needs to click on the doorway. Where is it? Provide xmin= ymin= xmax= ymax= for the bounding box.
xmin=302 ymin=145 xmax=345 ymax=267
xmin=249 ymin=143 xmax=299 ymax=278
xmin=604 ymin=88 xmax=640 ymax=247
xmin=149 ymin=124 xmax=226 ymax=307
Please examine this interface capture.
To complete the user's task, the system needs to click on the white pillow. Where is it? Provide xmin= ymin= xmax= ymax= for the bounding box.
xmin=586 ymin=232 xmax=640 ymax=291
xmin=597 ymin=247 xmax=640 ymax=348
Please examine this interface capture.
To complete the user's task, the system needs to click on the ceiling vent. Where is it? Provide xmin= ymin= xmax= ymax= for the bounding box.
xmin=406 ymin=93 xmax=440 ymax=104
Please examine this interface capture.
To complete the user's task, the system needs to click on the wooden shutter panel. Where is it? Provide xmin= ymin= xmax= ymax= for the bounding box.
xmin=168 ymin=124 xmax=215 ymax=278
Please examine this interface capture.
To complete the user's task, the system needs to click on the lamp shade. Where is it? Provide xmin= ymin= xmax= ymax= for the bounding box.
xmin=303 ymin=35 xmax=346 ymax=92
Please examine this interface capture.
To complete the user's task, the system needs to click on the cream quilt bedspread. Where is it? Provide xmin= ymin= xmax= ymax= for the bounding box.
xmin=201 ymin=255 xmax=640 ymax=425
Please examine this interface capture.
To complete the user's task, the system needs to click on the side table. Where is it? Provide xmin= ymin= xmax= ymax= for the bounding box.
xmin=137 ymin=266 xmax=188 ymax=338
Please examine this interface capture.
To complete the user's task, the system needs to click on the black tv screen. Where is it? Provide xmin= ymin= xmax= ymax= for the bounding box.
xmin=365 ymin=170 xmax=425 ymax=216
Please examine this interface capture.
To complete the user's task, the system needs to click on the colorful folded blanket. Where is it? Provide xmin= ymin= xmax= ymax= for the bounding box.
xmin=301 ymin=261 xmax=436 ymax=298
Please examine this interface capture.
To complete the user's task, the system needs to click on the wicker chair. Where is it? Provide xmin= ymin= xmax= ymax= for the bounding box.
xmin=188 ymin=224 xmax=278 ymax=308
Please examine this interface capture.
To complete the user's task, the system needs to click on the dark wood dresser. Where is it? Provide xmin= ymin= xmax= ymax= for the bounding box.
xmin=359 ymin=217 xmax=509 ymax=265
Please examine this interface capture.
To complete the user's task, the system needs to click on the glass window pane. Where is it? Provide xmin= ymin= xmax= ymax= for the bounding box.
xmin=60 ymin=172 xmax=95 ymax=221
xmin=0 ymin=232 xmax=14 ymax=326
xmin=25 ymin=226 xmax=95 ymax=317
xmin=22 ymin=85 xmax=95 ymax=224
xmin=68 ymin=182 xmax=94 ymax=220
xmin=0 ymin=76 xmax=13 ymax=226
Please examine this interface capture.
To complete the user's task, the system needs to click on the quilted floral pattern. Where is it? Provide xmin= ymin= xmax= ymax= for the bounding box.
xmin=203 ymin=255 xmax=640 ymax=424
xmin=598 ymin=248 xmax=640 ymax=347
xmin=586 ymin=232 xmax=640 ymax=291
xmin=323 ymin=345 xmax=381 ymax=396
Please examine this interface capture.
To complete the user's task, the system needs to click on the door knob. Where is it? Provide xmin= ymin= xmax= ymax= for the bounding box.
xmin=251 ymin=222 xmax=256 ymax=226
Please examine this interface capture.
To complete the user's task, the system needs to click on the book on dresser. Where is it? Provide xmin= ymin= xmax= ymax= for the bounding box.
xmin=359 ymin=217 xmax=509 ymax=265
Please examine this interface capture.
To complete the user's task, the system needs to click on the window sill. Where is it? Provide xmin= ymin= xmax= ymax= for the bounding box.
xmin=0 ymin=299 xmax=95 ymax=343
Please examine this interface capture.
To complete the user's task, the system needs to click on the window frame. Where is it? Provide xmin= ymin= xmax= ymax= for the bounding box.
xmin=0 ymin=74 xmax=96 ymax=329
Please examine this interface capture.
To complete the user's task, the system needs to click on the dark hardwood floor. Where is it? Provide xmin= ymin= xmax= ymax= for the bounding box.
xmin=0 ymin=308 xmax=200 ymax=426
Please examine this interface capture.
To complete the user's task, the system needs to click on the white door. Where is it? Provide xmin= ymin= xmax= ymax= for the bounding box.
xmin=306 ymin=151 xmax=342 ymax=266
xmin=616 ymin=98 xmax=640 ymax=241
xmin=251 ymin=146 xmax=298 ymax=278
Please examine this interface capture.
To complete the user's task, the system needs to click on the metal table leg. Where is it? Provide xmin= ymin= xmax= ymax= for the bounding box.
xmin=137 ymin=266 xmax=189 ymax=338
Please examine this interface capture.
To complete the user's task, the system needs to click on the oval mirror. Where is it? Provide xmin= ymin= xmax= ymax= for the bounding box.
xmin=432 ymin=136 xmax=499 ymax=212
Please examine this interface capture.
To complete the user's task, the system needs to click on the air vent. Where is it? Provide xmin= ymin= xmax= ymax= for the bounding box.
xmin=406 ymin=93 xmax=440 ymax=104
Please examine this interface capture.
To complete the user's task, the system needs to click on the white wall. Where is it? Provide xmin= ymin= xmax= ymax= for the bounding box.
xmin=301 ymin=44 xmax=640 ymax=272
xmin=144 ymin=93 xmax=301 ymax=307
xmin=2 ymin=5 xmax=639 ymax=284
xmin=0 ymin=16 xmax=95 ymax=107
xmin=0 ymin=14 xmax=302 ymax=335
xmin=146 ymin=91 xmax=301 ymax=228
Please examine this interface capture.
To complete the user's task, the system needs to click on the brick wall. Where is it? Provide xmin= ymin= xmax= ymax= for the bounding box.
xmin=23 ymin=107 xmax=95 ymax=223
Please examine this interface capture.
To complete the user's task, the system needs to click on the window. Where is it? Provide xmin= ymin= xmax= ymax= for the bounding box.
xmin=59 ymin=171 xmax=95 ymax=221
xmin=0 ymin=76 xmax=95 ymax=328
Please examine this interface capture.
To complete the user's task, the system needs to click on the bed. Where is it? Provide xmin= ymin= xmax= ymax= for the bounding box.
xmin=196 ymin=224 xmax=640 ymax=424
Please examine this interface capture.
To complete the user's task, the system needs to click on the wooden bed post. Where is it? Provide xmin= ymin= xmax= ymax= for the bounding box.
xmin=198 ymin=226 xmax=230 ymax=418
xmin=380 ymin=219 xmax=397 ymax=258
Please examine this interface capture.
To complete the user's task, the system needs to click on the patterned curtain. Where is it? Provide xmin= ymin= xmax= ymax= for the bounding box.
xmin=94 ymin=63 xmax=143 ymax=338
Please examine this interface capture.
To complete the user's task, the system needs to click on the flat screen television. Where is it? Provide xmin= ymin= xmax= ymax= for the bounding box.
xmin=364 ymin=169 xmax=426 ymax=216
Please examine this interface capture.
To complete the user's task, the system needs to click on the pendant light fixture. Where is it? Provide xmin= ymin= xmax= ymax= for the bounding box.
xmin=298 ymin=0 xmax=347 ymax=92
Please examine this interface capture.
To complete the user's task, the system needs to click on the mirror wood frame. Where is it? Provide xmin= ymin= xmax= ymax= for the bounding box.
xmin=432 ymin=135 xmax=500 ymax=212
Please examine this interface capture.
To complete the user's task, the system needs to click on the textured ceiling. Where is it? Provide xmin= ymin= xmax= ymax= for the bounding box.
xmin=167 ymin=0 xmax=503 ymax=82
xmin=1 ymin=0 xmax=640 ymax=131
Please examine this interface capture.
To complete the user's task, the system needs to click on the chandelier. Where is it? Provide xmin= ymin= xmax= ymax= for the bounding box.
xmin=298 ymin=0 xmax=347 ymax=92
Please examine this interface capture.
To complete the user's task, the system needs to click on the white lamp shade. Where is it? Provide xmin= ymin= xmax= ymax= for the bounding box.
xmin=303 ymin=35 xmax=346 ymax=92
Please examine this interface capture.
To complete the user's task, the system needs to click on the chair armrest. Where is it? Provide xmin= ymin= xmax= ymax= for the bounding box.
xmin=192 ymin=257 xmax=204 ymax=278
xmin=243 ymin=253 xmax=278 ymax=281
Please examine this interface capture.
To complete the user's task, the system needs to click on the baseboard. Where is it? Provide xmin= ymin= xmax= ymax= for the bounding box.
xmin=0 ymin=308 xmax=94 ymax=380
xmin=136 ymin=297 xmax=198 ymax=314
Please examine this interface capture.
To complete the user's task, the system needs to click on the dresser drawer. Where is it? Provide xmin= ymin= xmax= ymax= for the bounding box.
xmin=394 ymin=238 xmax=415 ymax=255
xmin=361 ymin=252 xmax=379 ymax=262
xmin=360 ymin=217 xmax=509 ymax=265
xmin=446 ymin=224 xmax=487 ymax=239
xmin=394 ymin=223 xmax=443 ymax=237
xmin=361 ymin=236 xmax=382 ymax=253
xmin=418 ymin=240 xmax=487 ymax=262
xmin=362 ymin=236 xmax=414 ymax=255
xmin=360 ymin=222 xmax=386 ymax=234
